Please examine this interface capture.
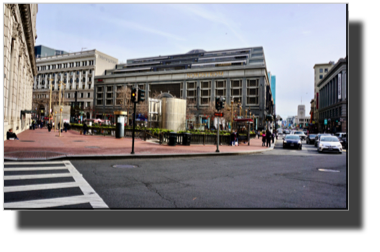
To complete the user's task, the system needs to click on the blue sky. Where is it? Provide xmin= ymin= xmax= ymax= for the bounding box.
xmin=36 ymin=3 xmax=346 ymax=119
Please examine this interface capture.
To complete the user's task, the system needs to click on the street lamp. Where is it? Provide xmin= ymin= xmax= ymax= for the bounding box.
xmin=54 ymin=111 xmax=57 ymax=131
xmin=59 ymin=81 xmax=63 ymax=137
xmin=49 ymin=78 xmax=53 ymax=123
xmin=230 ymin=99 xmax=234 ymax=131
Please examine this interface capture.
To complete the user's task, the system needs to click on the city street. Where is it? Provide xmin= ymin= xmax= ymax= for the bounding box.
xmin=4 ymin=138 xmax=346 ymax=209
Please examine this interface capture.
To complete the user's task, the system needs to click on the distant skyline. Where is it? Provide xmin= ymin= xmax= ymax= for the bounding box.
xmin=35 ymin=3 xmax=346 ymax=119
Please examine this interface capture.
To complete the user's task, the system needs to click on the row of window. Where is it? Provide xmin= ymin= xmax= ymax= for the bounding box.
xmin=37 ymin=60 xmax=94 ymax=71
xmin=320 ymin=106 xmax=342 ymax=120
xmin=36 ymin=70 xmax=92 ymax=79
xmin=33 ymin=92 xmax=92 ymax=99
xmin=95 ymin=79 xmax=260 ymax=107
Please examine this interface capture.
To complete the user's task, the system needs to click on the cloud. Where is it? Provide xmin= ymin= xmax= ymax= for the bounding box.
xmin=171 ymin=4 xmax=249 ymax=46
xmin=100 ymin=16 xmax=186 ymax=42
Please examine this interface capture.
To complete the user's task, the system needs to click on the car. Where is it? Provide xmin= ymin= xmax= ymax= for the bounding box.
xmin=283 ymin=129 xmax=290 ymax=135
xmin=306 ymin=134 xmax=317 ymax=144
xmin=318 ymin=136 xmax=343 ymax=154
xmin=314 ymin=133 xmax=332 ymax=147
xmin=292 ymin=131 xmax=306 ymax=141
xmin=283 ymin=135 xmax=302 ymax=150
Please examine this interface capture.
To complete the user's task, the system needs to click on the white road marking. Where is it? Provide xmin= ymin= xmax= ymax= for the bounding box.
xmin=4 ymin=160 xmax=108 ymax=209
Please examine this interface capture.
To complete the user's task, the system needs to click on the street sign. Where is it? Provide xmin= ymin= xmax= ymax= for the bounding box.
xmin=214 ymin=112 xmax=224 ymax=117
xmin=324 ymin=119 xmax=327 ymax=125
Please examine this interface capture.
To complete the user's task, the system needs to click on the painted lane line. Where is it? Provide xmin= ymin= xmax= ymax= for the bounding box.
xmin=4 ymin=161 xmax=67 ymax=165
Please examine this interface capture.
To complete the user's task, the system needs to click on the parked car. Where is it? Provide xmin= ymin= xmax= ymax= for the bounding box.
xmin=318 ymin=136 xmax=343 ymax=154
xmin=306 ymin=134 xmax=317 ymax=144
xmin=283 ymin=135 xmax=302 ymax=150
xmin=314 ymin=133 xmax=332 ymax=147
xmin=293 ymin=131 xmax=306 ymax=140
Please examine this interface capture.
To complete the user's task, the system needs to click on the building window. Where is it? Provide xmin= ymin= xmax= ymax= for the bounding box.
xmin=319 ymin=69 xmax=323 ymax=73
xmin=67 ymin=93 xmax=70 ymax=98
xmin=247 ymin=79 xmax=259 ymax=105
xmin=215 ymin=80 xmax=226 ymax=97
xmin=83 ymin=71 xmax=86 ymax=74
xmin=325 ymin=68 xmax=328 ymax=72
xmin=76 ymin=62 xmax=80 ymax=67
xmin=180 ymin=83 xmax=183 ymax=98
xmin=319 ymin=75 xmax=323 ymax=79
xmin=106 ymin=86 xmax=113 ymax=106
xmin=82 ymin=61 xmax=87 ymax=66
xmin=200 ymin=81 xmax=211 ymax=105
xmin=186 ymin=81 xmax=196 ymax=106
xmin=88 ymin=93 xmax=90 ymax=98
xmin=80 ymin=93 xmax=84 ymax=98
xmin=69 ymin=62 xmax=74 ymax=68
xmin=89 ymin=60 xmax=94 ymax=66
xmin=230 ymin=79 xmax=242 ymax=103
xmin=89 ymin=69 xmax=92 ymax=73
xmin=87 ymin=102 xmax=91 ymax=108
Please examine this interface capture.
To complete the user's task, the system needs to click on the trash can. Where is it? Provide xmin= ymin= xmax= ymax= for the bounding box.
xmin=183 ymin=133 xmax=191 ymax=146
xmin=168 ymin=132 xmax=177 ymax=146
xmin=116 ymin=122 xmax=123 ymax=138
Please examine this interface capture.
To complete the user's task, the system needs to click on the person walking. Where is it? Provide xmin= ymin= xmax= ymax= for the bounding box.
xmin=32 ymin=120 xmax=35 ymax=130
xmin=48 ymin=122 xmax=52 ymax=132
xmin=272 ymin=130 xmax=275 ymax=143
xmin=83 ymin=122 xmax=88 ymax=135
xmin=64 ymin=122 xmax=68 ymax=132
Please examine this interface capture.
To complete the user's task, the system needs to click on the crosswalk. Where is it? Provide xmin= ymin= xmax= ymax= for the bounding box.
xmin=4 ymin=160 xmax=108 ymax=209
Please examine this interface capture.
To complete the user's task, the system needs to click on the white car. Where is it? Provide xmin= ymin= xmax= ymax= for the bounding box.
xmin=318 ymin=136 xmax=343 ymax=154
xmin=292 ymin=131 xmax=306 ymax=140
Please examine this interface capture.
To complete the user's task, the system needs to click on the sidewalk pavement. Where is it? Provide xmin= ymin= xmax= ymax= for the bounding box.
xmin=4 ymin=128 xmax=277 ymax=161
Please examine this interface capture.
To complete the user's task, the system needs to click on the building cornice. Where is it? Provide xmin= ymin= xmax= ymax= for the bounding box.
xmin=36 ymin=50 xmax=97 ymax=63
xmin=19 ymin=4 xmax=37 ymax=76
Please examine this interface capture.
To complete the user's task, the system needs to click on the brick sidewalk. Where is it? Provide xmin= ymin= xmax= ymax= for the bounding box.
xmin=4 ymin=128 xmax=274 ymax=160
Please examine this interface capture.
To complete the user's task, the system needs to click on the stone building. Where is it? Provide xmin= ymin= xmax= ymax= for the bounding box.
xmin=94 ymin=47 xmax=274 ymax=131
xmin=32 ymin=49 xmax=118 ymax=121
xmin=3 ymin=4 xmax=38 ymax=139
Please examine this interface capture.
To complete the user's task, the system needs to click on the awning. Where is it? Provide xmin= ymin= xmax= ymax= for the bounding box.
xmin=234 ymin=118 xmax=253 ymax=123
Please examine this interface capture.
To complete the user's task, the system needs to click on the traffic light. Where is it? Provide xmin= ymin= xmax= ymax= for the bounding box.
xmin=215 ymin=97 xmax=221 ymax=110
xmin=220 ymin=97 xmax=225 ymax=109
xmin=138 ymin=88 xmax=145 ymax=103
xmin=131 ymin=88 xmax=137 ymax=103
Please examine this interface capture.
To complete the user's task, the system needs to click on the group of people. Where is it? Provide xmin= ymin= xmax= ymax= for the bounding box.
xmin=261 ymin=129 xmax=278 ymax=147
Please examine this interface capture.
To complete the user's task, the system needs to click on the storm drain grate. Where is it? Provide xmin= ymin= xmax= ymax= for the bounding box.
xmin=20 ymin=140 xmax=35 ymax=142
xmin=85 ymin=146 xmax=100 ymax=148
xmin=317 ymin=168 xmax=340 ymax=173
xmin=112 ymin=164 xmax=138 ymax=169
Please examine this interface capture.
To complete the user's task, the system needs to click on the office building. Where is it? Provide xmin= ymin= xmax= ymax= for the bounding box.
xmin=317 ymin=57 xmax=347 ymax=133
xmin=94 ymin=47 xmax=274 ymax=131
xmin=32 ymin=48 xmax=118 ymax=121
xmin=35 ymin=45 xmax=68 ymax=58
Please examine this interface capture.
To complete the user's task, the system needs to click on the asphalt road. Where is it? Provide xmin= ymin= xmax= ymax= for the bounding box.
xmin=70 ymin=139 xmax=347 ymax=209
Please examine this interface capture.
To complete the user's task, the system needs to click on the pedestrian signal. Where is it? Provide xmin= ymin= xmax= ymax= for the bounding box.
xmin=215 ymin=97 xmax=221 ymax=110
xmin=138 ymin=88 xmax=145 ymax=102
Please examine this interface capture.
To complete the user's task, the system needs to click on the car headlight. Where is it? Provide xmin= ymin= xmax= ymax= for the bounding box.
xmin=284 ymin=140 xmax=287 ymax=143
xmin=298 ymin=140 xmax=301 ymax=144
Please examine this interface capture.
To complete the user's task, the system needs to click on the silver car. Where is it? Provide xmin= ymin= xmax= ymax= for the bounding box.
xmin=318 ymin=136 xmax=343 ymax=154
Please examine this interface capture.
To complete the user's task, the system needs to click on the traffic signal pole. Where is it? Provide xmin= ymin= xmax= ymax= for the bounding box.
xmin=216 ymin=115 xmax=220 ymax=153
xmin=131 ymin=101 xmax=136 ymax=154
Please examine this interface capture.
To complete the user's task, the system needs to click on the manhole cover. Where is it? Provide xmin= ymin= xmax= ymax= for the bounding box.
xmin=85 ymin=146 xmax=100 ymax=148
xmin=317 ymin=168 xmax=340 ymax=173
xmin=20 ymin=140 xmax=35 ymax=142
xmin=73 ymin=140 xmax=85 ymax=142
xmin=112 ymin=164 xmax=138 ymax=169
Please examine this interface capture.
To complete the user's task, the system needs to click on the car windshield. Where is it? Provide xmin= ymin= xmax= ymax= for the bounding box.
xmin=320 ymin=136 xmax=339 ymax=142
xmin=285 ymin=136 xmax=300 ymax=140
xmin=294 ymin=132 xmax=302 ymax=134
xmin=309 ymin=134 xmax=316 ymax=138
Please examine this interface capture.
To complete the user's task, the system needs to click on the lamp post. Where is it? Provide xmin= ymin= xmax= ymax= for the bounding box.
xmin=54 ymin=111 xmax=57 ymax=131
xmin=239 ymin=99 xmax=241 ymax=117
xmin=49 ymin=78 xmax=53 ymax=123
xmin=231 ymin=100 xmax=234 ymax=131
xmin=58 ymin=81 xmax=62 ymax=137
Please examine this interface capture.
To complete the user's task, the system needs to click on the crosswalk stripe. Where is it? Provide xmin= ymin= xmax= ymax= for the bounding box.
xmin=4 ymin=195 xmax=107 ymax=209
xmin=4 ymin=173 xmax=73 ymax=180
xmin=3 ymin=160 xmax=109 ymax=209
xmin=4 ymin=166 xmax=69 ymax=171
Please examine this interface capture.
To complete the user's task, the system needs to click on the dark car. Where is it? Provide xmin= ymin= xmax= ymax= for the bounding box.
xmin=306 ymin=134 xmax=317 ymax=144
xmin=283 ymin=135 xmax=302 ymax=150
xmin=339 ymin=136 xmax=347 ymax=149
xmin=314 ymin=133 xmax=332 ymax=147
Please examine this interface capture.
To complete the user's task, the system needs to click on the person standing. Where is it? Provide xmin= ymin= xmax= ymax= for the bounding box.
xmin=272 ymin=130 xmax=275 ymax=143
xmin=32 ymin=120 xmax=35 ymax=130
xmin=83 ymin=122 xmax=88 ymax=135
xmin=64 ymin=122 xmax=68 ymax=132
xmin=48 ymin=122 xmax=52 ymax=132
xmin=262 ymin=132 xmax=266 ymax=146
xmin=266 ymin=129 xmax=271 ymax=147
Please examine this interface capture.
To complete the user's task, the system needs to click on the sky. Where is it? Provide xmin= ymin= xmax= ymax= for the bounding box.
xmin=35 ymin=3 xmax=347 ymax=120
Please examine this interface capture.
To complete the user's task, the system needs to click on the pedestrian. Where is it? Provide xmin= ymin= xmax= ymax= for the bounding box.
xmin=276 ymin=131 xmax=278 ymax=140
xmin=83 ymin=121 xmax=88 ymax=135
xmin=7 ymin=128 xmax=19 ymax=140
xmin=231 ymin=130 xmax=236 ymax=146
xmin=32 ymin=120 xmax=35 ymax=130
xmin=48 ymin=122 xmax=52 ymax=132
xmin=262 ymin=132 xmax=266 ymax=146
xmin=272 ymin=131 xmax=275 ymax=143
xmin=266 ymin=129 xmax=271 ymax=147
xmin=64 ymin=122 xmax=68 ymax=132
